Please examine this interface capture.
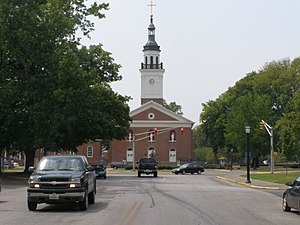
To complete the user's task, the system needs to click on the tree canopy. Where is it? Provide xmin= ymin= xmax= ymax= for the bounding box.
xmin=195 ymin=58 xmax=300 ymax=162
xmin=0 ymin=0 xmax=131 ymax=169
xmin=163 ymin=101 xmax=183 ymax=115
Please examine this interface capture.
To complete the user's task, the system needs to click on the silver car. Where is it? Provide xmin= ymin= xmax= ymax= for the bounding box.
xmin=282 ymin=176 xmax=300 ymax=212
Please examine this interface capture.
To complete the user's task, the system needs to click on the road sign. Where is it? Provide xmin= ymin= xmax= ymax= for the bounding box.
xmin=245 ymin=151 xmax=252 ymax=157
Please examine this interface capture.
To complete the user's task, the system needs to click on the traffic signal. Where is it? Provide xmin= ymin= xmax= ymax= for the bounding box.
xmin=259 ymin=121 xmax=264 ymax=131
xmin=154 ymin=128 xmax=158 ymax=135
xmin=180 ymin=127 xmax=184 ymax=135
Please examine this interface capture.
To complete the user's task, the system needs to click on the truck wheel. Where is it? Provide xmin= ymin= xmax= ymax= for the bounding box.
xmin=88 ymin=185 xmax=96 ymax=204
xmin=79 ymin=189 xmax=88 ymax=210
xmin=27 ymin=200 xmax=37 ymax=211
xmin=138 ymin=172 xmax=141 ymax=177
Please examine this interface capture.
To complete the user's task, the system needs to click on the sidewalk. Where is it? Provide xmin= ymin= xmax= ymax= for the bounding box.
xmin=216 ymin=169 xmax=287 ymax=190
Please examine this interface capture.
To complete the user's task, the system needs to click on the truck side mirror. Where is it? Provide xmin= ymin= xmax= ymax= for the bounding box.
xmin=28 ymin=166 xmax=35 ymax=173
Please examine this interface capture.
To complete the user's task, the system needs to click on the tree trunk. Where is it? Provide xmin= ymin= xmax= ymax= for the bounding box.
xmin=0 ymin=150 xmax=2 ymax=174
xmin=23 ymin=149 xmax=35 ymax=173
xmin=251 ymin=156 xmax=259 ymax=170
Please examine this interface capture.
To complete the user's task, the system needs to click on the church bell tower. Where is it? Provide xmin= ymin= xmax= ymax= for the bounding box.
xmin=140 ymin=7 xmax=165 ymax=105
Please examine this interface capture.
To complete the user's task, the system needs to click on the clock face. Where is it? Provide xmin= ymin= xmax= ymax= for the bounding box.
xmin=149 ymin=79 xmax=155 ymax=85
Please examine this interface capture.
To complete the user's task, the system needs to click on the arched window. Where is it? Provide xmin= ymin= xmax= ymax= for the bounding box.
xmin=148 ymin=147 xmax=156 ymax=158
xmin=150 ymin=56 xmax=153 ymax=68
xmin=87 ymin=146 xmax=93 ymax=158
xmin=148 ymin=129 xmax=155 ymax=142
xmin=128 ymin=129 xmax=133 ymax=142
xmin=156 ymin=56 xmax=159 ymax=68
xmin=145 ymin=56 xmax=148 ymax=67
xmin=169 ymin=130 xmax=176 ymax=142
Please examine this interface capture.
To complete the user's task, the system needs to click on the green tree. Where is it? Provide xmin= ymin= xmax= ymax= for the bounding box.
xmin=0 ymin=0 xmax=131 ymax=171
xmin=195 ymin=147 xmax=215 ymax=163
xmin=198 ymin=58 xmax=300 ymax=163
xmin=277 ymin=91 xmax=300 ymax=160
xmin=163 ymin=101 xmax=183 ymax=115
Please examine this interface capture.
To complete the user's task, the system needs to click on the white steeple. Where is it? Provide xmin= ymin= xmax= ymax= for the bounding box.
xmin=140 ymin=13 xmax=165 ymax=105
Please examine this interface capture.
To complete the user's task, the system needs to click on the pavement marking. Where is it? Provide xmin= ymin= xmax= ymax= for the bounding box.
xmin=216 ymin=176 xmax=286 ymax=190
xmin=127 ymin=202 xmax=144 ymax=225
xmin=117 ymin=202 xmax=144 ymax=225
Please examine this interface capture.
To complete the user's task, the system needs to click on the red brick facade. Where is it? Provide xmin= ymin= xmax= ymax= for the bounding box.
xmin=110 ymin=101 xmax=195 ymax=166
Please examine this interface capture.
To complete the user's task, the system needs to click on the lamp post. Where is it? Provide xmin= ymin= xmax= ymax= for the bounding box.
xmin=245 ymin=125 xmax=251 ymax=183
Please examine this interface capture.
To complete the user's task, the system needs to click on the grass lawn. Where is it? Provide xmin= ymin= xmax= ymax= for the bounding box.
xmin=241 ymin=172 xmax=300 ymax=184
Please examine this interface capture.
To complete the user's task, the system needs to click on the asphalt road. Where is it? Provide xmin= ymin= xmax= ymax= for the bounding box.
xmin=0 ymin=170 xmax=299 ymax=225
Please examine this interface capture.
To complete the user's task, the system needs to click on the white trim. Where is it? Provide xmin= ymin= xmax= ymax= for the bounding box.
xmin=130 ymin=100 xmax=194 ymax=124
xmin=148 ymin=112 xmax=155 ymax=120
xmin=130 ymin=121 xmax=192 ymax=128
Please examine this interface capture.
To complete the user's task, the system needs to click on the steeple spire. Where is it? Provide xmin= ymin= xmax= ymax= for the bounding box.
xmin=140 ymin=1 xmax=165 ymax=105
xmin=143 ymin=14 xmax=160 ymax=51
xmin=147 ymin=0 xmax=156 ymax=17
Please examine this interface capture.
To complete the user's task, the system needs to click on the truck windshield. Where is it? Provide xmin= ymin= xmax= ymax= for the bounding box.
xmin=37 ymin=157 xmax=84 ymax=171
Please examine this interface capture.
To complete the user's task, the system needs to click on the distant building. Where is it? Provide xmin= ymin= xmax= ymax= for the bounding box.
xmin=109 ymin=13 xmax=195 ymax=166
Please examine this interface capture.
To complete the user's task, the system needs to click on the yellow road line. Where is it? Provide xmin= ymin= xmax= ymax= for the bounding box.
xmin=126 ymin=202 xmax=144 ymax=225
xmin=117 ymin=202 xmax=137 ymax=225
xmin=116 ymin=202 xmax=144 ymax=225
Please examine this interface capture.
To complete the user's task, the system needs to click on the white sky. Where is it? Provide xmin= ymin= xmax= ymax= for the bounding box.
xmin=81 ymin=0 xmax=300 ymax=126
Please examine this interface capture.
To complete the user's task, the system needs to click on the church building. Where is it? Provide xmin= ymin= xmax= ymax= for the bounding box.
xmin=109 ymin=12 xmax=195 ymax=166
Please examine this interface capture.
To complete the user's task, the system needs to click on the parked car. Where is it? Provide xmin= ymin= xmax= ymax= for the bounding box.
xmin=110 ymin=161 xmax=128 ymax=169
xmin=282 ymin=176 xmax=300 ymax=212
xmin=172 ymin=163 xmax=204 ymax=175
xmin=93 ymin=165 xmax=107 ymax=179
xmin=27 ymin=155 xmax=96 ymax=211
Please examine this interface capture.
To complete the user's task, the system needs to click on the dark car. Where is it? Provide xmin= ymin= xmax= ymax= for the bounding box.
xmin=27 ymin=155 xmax=96 ymax=211
xmin=138 ymin=158 xmax=158 ymax=177
xmin=172 ymin=163 xmax=204 ymax=175
xmin=282 ymin=176 xmax=300 ymax=212
xmin=93 ymin=165 xmax=107 ymax=179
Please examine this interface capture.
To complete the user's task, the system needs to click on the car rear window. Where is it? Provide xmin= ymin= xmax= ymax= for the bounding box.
xmin=140 ymin=158 xmax=156 ymax=163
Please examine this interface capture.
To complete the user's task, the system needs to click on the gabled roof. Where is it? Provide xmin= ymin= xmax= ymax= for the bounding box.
xmin=129 ymin=101 xmax=194 ymax=128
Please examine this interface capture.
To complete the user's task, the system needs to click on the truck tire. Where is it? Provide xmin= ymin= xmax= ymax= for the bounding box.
xmin=88 ymin=185 xmax=96 ymax=204
xmin=27 ymin=200 xmax=37 ymax=211
xmin=138 ymin=172 xmax=141 ymax=177
xmin=79 ymin=189 xmax=88 ymax=210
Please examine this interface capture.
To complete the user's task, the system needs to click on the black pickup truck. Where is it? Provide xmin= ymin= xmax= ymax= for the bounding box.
xmin=27 ymin=155 xmax=96 ymax=211
xmin=138 ymin=158 xmax=158 ymax=177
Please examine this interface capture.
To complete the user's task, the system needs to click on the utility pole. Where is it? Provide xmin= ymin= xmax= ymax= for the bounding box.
xmin=260 ymin=120 xmax=274 ymax=174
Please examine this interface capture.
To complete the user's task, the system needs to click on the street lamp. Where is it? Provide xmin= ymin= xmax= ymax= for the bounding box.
xmin=245 ymin=125 xmax=251 ymax=183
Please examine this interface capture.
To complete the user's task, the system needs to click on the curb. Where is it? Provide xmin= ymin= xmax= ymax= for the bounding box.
xmin=216 ymin=176 xmax=286 ymax=190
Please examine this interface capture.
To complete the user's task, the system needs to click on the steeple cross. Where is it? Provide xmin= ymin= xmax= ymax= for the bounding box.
xmin=147 ymin=1 xmax=156 ymax=16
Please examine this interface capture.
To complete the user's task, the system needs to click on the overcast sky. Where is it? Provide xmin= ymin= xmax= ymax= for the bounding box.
xmin=81 ymin=0 xmax=300 ymax=126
